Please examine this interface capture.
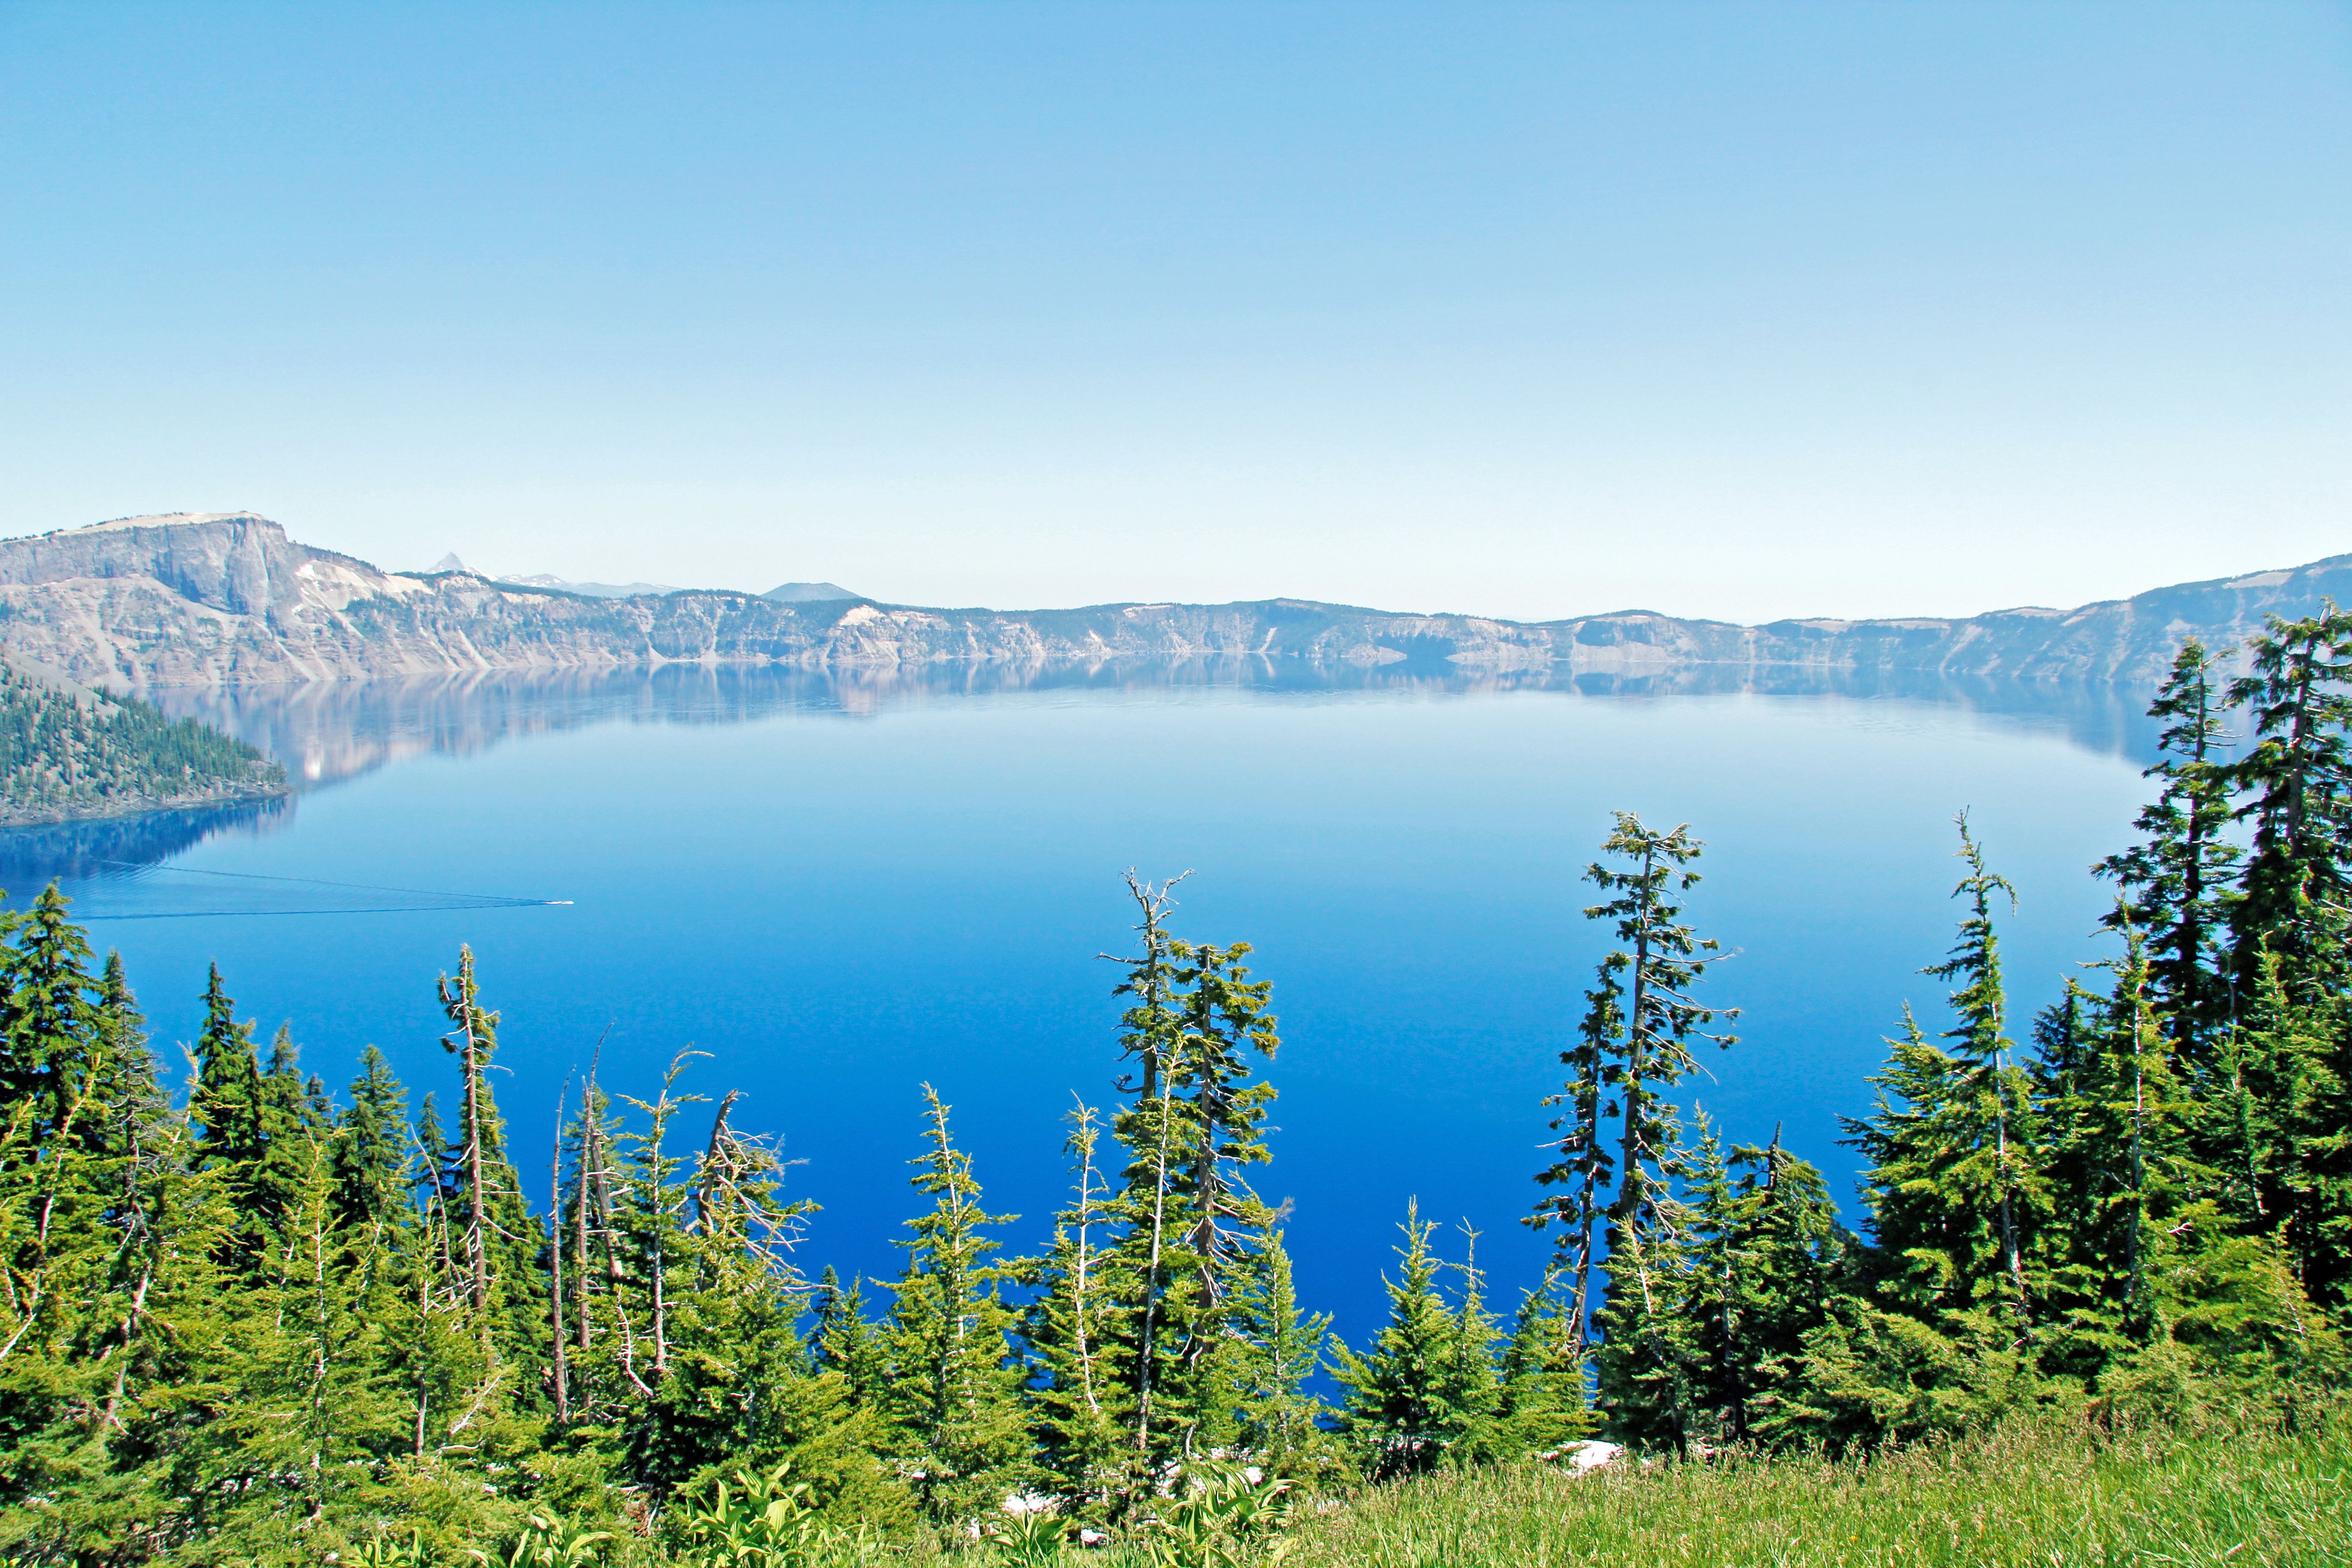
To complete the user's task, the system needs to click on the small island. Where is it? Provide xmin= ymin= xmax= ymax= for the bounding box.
xmin=0 ymin=655 xmax=285 ymax=826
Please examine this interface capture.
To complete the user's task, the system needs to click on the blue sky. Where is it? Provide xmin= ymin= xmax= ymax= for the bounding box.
xmin=3 ymin=3 xmax=2346 ymax=620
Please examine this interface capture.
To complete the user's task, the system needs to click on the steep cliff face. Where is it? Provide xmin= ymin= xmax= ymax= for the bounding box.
xmin=0 ymin=512 xmax=2343 ymax=689
xmin=0 ymin=513 xmax=831 ymax=686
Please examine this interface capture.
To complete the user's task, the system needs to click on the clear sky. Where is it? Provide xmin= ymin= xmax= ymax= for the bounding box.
xmin=3 ymin=3 xmax=2346 ymax=621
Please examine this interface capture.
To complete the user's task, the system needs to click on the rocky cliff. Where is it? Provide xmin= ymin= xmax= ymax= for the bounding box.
xmin=0 ymin=512 xmax=2342 ymax=689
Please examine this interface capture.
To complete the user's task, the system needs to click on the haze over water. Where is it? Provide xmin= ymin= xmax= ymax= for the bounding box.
xmin=0 ymin=668 xmax=2155 ymax=1344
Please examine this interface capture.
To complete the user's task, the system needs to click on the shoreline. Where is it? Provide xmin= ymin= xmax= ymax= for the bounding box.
xmin=0 ymin=777 xmax=292 ymax=830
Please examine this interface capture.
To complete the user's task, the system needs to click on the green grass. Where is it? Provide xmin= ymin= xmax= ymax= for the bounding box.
xmin=1272 ymin=1415 xmax=2350 ymax=1568
xmin=434 ymin=1409 xmax=2352 ymax=1568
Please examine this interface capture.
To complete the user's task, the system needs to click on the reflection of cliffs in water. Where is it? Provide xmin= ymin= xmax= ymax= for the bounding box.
xmin=0 ymin=662 xmax=2162 ymax=872
xmin=0 ymin=794 xmax=295 ymax=888
xmin=0 ymin=660 xmax=2174 ymax=889
xmin=146 ymin=659 xmax=2172 ymax=798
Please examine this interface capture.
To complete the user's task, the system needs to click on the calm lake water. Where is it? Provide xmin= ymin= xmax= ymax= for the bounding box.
xmin=0 ymin=664 xmax=2160 ymax=1344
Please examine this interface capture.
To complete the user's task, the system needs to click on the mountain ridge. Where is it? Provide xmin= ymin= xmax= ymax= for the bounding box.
xmin=0 ymin=512 xmax=2342 ymax=690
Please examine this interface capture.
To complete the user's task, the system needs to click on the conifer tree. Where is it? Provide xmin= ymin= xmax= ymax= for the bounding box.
xmin=2202 ymin=951 xmax=2352 ymax=1310
xmin=2227 ymin=604 xmax=2352 ymax=992
xmin=1229 ymin=1225 xmax=1338 ymax=1480
xmin=691 ymin=1087 xmax=811 ymax=1342
xmin=1080 ymin=878 xmax=1300 ymax=1494
xmin=0 ymin=885 xmax=99 ymax=1146
xmin=199 ymin=1125 xmax=410 ymax=1541
xmin=1721 ymin=1133 xmax=1850 ymax=1405
xmin=0 ymin=885 xmax=125 ymax=1471
xmin=90 ymin=950 xmax=162 ymax=1154
xmin=1797 ymin=821 xmax=2057 ymax=1446
xmin=249 ymin=1021 xmax=330 ymax=1229
xmin=78 ymin=947 xmax=180 ymax=1445
xmin=556 ymin=1070 xmax=645 ymax=1417
xmin=1492 ymin=1269 xmax=1592 ymax=1458
xmin=2195 ymin=963 xmax=2305 ymax=1235
xmin=1101 ymin=872 xmax=1193 ymax=1476
xmin=191 ymin=964 xmax=266 ymax=1179
xmin=548 ymin=1078 xmax=573 ymax=1426
xmin=622 ymin=1068 xmax=874 ymax=1510
xmin=0 ymin=915 xmax=255 ymax=1561
xmin=1675 ymin=1115 xmax=1748 ymax=1442
xmin=1530 ymin=958 xmax=1617 ymax=1354
xmin=187 ymin=963 xmax=283 ymax=1288
xmin=1589 ymin=1153 xmax=1701 ymax=1453
xmin=813 ymin=1267 xmax=889 ymax=1410
xmin=2096 ymin=639 xmax=2242 ymax=1045
xmin=1333 ymin=1201 xmax=1492 ymax=1478
xmin=441 ymin=948 xmax=501 ymax=1327
xmin=1915 ymin=815 xmax=2043 ymax=1323
xmin=434 ymin=946 xmax=544 ymax=1368
xmin=1162 ymin=937 xmax=1281 ymax=1452
xmin=1021 ymin=1098 xmax=1135 ymax=1508
xmin=1436 ymin=1223 xmax=1504 ymax=1460
xmin=0 ymin=888 xmax=108 ymax=1483
xmin=1583 ymin=814 xmax=1738 ymax=1238
xmin=1642 ymin=1118 xmax=1853 ymax=1448
xmin=2202 ymin=608 xmax=2352 ymax=1313
xmin=386 ymin=950 xmax=548 ymax=1475
xmin=2034 ymin=938 xmax=2191 ymax=1371
xmin=1556 ymin=814 xmax=1736 ymax=1451
xmin=882 ymin=1085 xmax=1026 ymax=1521
xmin=614 ymin=1051 xmax=706 ymax=1394
xmin=333 ymin=1044 xmax=414 ymax=1229
xmin=2023 ymin=935 xmax=2348 ymax=1398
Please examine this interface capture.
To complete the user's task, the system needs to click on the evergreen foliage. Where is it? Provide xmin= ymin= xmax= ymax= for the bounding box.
xmin=2096 ymin=638 xmax=2241 ymax=1041
xmin=0 ymin=619 xmax=2345 ymax=1558
xmin=1018 ymin=1099 xmax=1134 ymax=1511
xmin=1332 ymin=1202 xmax=1488 ymax=1478
xmin=0 ymin=661 xmax=283 ymax=823
xmin=1490 ymin=1269 xmax=1591 ymax=1458
xmin=2227 ymin=603 xmax=2352 ymax=990
xmin=880 ymin=1086 xmax=1027 ymax=1521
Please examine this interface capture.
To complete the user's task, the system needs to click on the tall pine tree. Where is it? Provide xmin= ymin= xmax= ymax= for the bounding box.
xmin=882 ymin=1086 xmax=1026 ymax=1522
xmin=2227 ymin=605 xmax=2352 ymax=994
xmin=2096 ymin=638 xmax=2243 ymax=1048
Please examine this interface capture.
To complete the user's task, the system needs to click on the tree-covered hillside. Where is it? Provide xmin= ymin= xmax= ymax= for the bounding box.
xmin=0 ymin=660 xmax=284 ymax=824
xmin=0 ymin=610 xmax=2349 ymax=1565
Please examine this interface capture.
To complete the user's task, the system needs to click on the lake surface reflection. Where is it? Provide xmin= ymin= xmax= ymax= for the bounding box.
xmin=0 ymin=662 xmax=2159 ymax=1343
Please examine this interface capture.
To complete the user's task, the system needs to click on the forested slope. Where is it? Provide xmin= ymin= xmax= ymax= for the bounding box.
xmin=0 ymin=656 xmax=284 ymax=825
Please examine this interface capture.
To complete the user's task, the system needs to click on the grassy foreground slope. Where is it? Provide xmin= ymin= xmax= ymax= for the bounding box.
xmin=585 ymin=1408 xmax=2345 ymax=1567
xmin=1274 ymin=1414 xmax=2348 ymax=1568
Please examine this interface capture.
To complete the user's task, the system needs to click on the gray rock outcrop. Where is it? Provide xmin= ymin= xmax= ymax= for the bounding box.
xmin=0 ymin=512 xmax=2343 ymax=690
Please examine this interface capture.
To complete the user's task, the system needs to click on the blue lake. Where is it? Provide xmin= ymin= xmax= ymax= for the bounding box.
xmin=0 ymin=665 xmax=2160 ymax=1346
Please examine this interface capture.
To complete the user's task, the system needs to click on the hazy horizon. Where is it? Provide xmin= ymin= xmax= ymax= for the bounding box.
xmin=5 ymin=4 xmax=2346 ymax=623
xmin=20 ymin=503 xmax=2335 ymax=626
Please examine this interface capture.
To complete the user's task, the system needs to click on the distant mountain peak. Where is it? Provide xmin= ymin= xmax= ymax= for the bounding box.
xmin=431 ymin=552 xmax=470 ymax=573
xmin=497 ymin=571 xmax=679 ymax=598
xmin=765 ymin=581 xmax=860 ymax=603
